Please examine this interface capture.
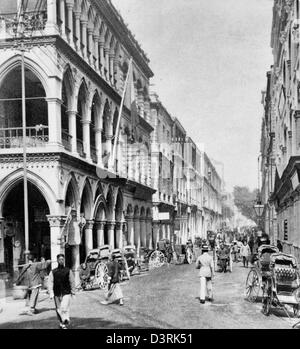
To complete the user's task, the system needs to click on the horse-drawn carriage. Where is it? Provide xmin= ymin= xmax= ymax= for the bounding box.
xmin=261 ymin=252 xmax=300 ymax=318
xmin=245 ymin=244 xmax=279 ymax=302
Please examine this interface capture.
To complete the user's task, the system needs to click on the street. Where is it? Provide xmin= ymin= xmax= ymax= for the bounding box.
xmin=0 ymin=258 xmax=296 ymax=329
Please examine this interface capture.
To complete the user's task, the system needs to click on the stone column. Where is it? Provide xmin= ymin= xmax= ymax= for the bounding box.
xmin=95 ymin=221 xmax=105 ymax=248
xmin=104 ymin=47 xmax=110 ymax=81
xmin=88 ymin=27 xmax=94 ymax=66
xmin=84 ymin=220 xmax=94 ymax=255
xmin=99 ymin=39 xmax=105 ymax=76
xmin=94 ymin=127 xmax=103 ymax=166
xmin=67 ymin=110 xmax=77 ymax=153
xmin=0 ymin=218 xmax=4 ymax=265
xmin=140 ymin=218 xmax=146 ymax=247
xmin=72 ymin=245 xmax=80 ymax=287
xmin=134 ymin=217 xmax=141 ymax=252
xmin=45 ymin=0 xmax=58 ymax=34
xmin=126 ymin=217 xmax=134 ymax=246
xmin=74 ymin=12 xmax=81 ymax=52
xmin=66 ymin=2 xmax=75 ymax=48
xmin=115 ymin=222 xmax=123 ymax=249
xmin=152 ymin=222 xmax=159 ymax=249
xmin=47 ymin=98 xmax=62 ymax=145
xmin=81 ymin=20 xmax=88 ymax=59
xmin=93 ymin=34 xmax=100 ymax=72
xmin=109 ymin=52 xmax=115 ymax=84
xmin=146 ymin=218 xmax=153 ymax=249
xmin=82 ymin=119 xmax=91 ymax=160
xmin=47 ymin=215 xmax=67 ymax=269
xmin=166 ymin=223 xmax=171 ymax=241
xmin=59 ymin=0 xmax=66 ymax=39
xmin=107 ymin=222 xmax=116 ymax=249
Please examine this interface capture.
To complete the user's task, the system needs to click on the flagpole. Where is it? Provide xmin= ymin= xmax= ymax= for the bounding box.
xmin=109 ymin=58 xmax=133 ymax=171
xmin=17 ymin=0 xmax=30 ymax=263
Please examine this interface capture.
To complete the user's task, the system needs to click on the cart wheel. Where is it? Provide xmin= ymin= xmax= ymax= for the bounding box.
xmin=245 ymin=269 xmax=261 ymax=303
xmin=293 ymin=304 xmax=300 ymax=318
xmin=262 ymin=280 xmax=272 ymax=316
xmin=186 ymin=249 xmax=193 ymax=265
xmin=95 ymin=262 xmax=109 ymax=290
xmin=149 ymin=251 xmax=165 ymax=269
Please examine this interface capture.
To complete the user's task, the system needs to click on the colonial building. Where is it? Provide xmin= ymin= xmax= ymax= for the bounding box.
xmin=0 ymin=0 xmax=155 ymax=284
xmin=150 ymin=92 xmax=175 ymax=246
xmin=184 ymin=137 xmax=203 ymax=240
xmin=202 ymin=153 xmax=223 ymax=236
xmin=261 ymin=0 xmax=300 ymax=260
xmin=260 ymin=72 xmax=278 ymax=244
xmin=172 ymin=117 xmax=189 ymax=244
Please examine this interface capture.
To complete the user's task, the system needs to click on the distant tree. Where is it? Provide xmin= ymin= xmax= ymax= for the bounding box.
xmin=233 ymin=186 xmax=259 ymax=223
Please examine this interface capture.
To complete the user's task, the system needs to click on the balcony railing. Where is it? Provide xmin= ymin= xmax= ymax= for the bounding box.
xmin=77 ymin=139 xmax=86 ymax=158
xmin=0 ymin=126 xmax=49 ymax=149
xmin=62 ymin=131 xmax=72 ymax=152
xmin=91 ymin=146 xmax=97 ymax=164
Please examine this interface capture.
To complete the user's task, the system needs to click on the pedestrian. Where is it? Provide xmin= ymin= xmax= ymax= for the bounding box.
xmin=16 ymin=253 xmax=51 ymax=315
xmin=232 ymin=242 xmax=239 ymax=262
xmin=48 ymin=254 xmax=76 ymax=329
xmin=240 ymin=241 xmax=251 ymax=268
xmin=195 ymin=244 xmax=215 ymax=304
xmin=101 ymin=254 xmax=124 ymax=306
xmin=217 ymin=243 xmax=230 ymax=272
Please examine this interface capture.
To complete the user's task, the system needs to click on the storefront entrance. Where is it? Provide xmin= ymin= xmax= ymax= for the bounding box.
xmin=2 ymin=181 xmax=50 ymax=275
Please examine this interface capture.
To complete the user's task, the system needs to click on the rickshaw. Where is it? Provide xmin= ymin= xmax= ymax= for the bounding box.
xmin=261 ymin=252 xmax=300 ymax=318
xmin=245 ymin=244 xmax=279 ymax=302
xmin=148 ymin=239 xmax=171 ymax=269
xmin=79 ymin=245 xmax=111 ymax=290
xmin=216 ymin=243 xmax=233 ymax=273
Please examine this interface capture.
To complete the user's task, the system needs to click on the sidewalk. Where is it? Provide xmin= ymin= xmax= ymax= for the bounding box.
xmin=0 ymin=290 xmax=49 ymax=325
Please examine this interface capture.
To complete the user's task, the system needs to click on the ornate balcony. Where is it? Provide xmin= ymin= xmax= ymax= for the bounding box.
xmin=0 ymin=126 xmax=49 ymax=149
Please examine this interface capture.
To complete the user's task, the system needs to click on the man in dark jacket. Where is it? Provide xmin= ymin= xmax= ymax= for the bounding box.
xmin=16 ymin=254 xmax=51 ymax=315
xmin=48 ymin=254 xmax=75 ymax=329
xmin=101 ymin=254 xmax=124 ymax=306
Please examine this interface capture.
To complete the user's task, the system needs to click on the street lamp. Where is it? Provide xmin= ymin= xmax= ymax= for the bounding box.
xmin=253 ymin=202 xmax=264 ymax=218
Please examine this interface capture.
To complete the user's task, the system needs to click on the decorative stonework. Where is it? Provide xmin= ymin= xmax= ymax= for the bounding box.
xmin=0 ymin=154 xmax=60 ymax=170
xmin=47 ymin=215 xmax=67 ymax=227
xmin=279 ymin=31 xmax=288 ymax=44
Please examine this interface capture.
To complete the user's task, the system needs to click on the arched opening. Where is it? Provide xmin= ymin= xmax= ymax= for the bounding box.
xmin=90 ymin=93 xmax=100 ymax=163
xmin=0 ymin=66 xmax=48 ymax=149
xmin=93 ymin=200 xmax=107 ymax=248
xmin=64 ymin=179 xmax=78 ymax=269
xmin=61 ymin=69 xmax=73 ymax=151
xmin=102 ymin=100 xmax=111 ymax=168
xmin=79 ymin=182 xmax=93 ymax=263
xmin=76 ymin=82 xmax=88 ymax=158
xmin=2 ymin=181 xmax=50 ymax=277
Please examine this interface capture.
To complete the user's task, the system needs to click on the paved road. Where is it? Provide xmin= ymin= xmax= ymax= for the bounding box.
xmin=0 ymin=260 xmax=297 ymax=329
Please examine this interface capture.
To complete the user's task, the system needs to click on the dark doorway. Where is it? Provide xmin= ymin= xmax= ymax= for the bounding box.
xmin=2 ymin=181 xmax=50 ymax=275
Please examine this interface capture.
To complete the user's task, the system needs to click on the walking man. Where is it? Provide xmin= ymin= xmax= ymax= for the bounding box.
xmin=195 ymin=244 xmax=215 ymax=304
xmin=48 ymin=254 xmax=76 ymax=329
xmin=16 ymin=254 xmax=51 ymax=315
xmin=240 ymin=241 xmax=251 ymax=268
xmin=101 ymin=254 xmax=124 ymax=306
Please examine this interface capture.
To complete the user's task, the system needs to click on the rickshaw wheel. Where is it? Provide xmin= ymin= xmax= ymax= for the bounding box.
xmin=245 ymin=269 xmax=260 ymax=303
xmin=95 ymin=261 xmax=109 ymax=290
xmin=262 ymin=280 xmax=272 ymax=316
xmin=293 ymin=304 xmax=300 ymax=318
xmin=149 ymin=251 xmax=165 ymax=269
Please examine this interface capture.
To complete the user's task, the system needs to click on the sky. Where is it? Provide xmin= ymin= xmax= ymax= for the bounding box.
xmin=112 ymin=0 xmax=274 ymax=192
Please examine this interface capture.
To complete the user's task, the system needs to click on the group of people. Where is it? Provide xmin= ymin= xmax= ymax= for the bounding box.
xmin=15 ymin=252 xmax=124 ymax=329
